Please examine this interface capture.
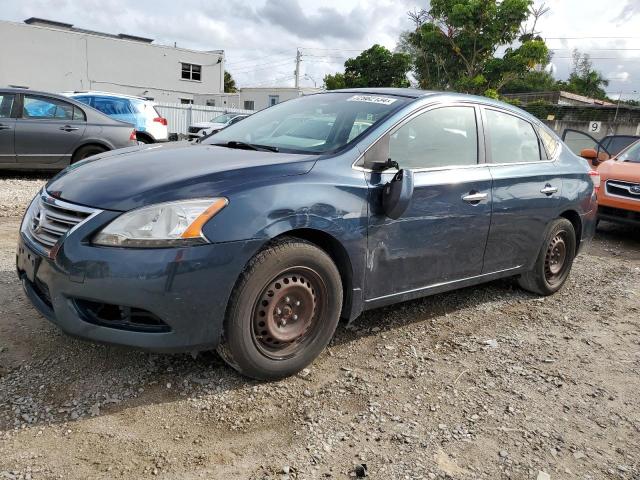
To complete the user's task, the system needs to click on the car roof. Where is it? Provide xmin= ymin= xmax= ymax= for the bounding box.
xmin=64 ymin=91 xmax=151 ymax=102
xmin=0 ymin=87 xmax=83 ymax=102
xmin=331 ymin=88 xmax=437 ymax=99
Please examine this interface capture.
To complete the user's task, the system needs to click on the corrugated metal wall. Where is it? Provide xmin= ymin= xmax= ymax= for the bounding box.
xmin=155 ymin=103 xmax=253 ymax=136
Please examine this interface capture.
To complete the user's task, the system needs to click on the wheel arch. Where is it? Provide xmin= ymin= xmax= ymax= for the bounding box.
xmin=135 ymin=131 xmax=155 ymax=143
xmin=71 ymin=141 xmax=111 ymax=162
xmin=271 ymin=228 xmax=355 ymax=321
xmin=559 ymin=209 xmax=582 ymax=249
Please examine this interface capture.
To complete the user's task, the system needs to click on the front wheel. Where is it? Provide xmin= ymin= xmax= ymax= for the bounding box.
xmin=217 ymin=238 xmax=343 ymax=380
xmin=518 ymin=218 xmax=576 ymax=296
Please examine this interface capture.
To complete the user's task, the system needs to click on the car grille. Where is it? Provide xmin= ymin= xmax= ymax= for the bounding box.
xmin=605 ymin=179 xmax=640 ymax=201
xmin=188 ymin=126 xmax=203 ymax=134
xmin=23 ymin=192 xmax=99 ymax=252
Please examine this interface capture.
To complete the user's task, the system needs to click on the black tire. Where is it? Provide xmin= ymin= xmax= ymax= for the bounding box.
xmin=136 ymin=134 xmax=153 ymax=144
xmin=72 ymin=145 xmax=107 ymax=163
xmin=518 ymin=218 xmax=576 ymax=296
xmin=217 ymin=238 xmax=343 ymax=380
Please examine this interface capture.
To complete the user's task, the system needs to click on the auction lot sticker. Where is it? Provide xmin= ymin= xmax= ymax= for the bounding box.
xmin=347 ymin=95 xmax=397 ymax=105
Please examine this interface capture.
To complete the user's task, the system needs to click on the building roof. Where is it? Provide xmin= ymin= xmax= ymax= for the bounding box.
xmin=24 ymin=17 xmax=154 ymax=43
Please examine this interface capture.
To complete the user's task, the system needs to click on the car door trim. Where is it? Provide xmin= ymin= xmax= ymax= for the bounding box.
xmin=364 ymin=265 xmax=522 ymax=304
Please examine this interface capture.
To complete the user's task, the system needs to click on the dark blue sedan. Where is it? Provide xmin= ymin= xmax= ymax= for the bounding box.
xmin=17 ymin=89 xmax=597 ymax=379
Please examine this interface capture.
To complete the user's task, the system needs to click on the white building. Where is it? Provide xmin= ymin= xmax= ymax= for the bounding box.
xmin=238 ymin=87 xmax=323 ymax=111
xmin=0 ymin=18 xmax=225 ymax=104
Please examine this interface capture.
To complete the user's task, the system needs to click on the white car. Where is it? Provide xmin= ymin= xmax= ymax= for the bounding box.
xmin=63 ymin=91 xmax=169 ymax=143
xmin=188 ymin=113 xmax=250 ymax=139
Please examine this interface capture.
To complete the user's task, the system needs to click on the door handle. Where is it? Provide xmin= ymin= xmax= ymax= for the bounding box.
xmin=540 ymin=184 xmax=558 ymax=196
xmin=59 ymin=125 xmax=79 ymax=132
xmin=0 ymin=124 xmax=11 ymax=130
xmin=462 ymin=192 xmax=489 ymax=204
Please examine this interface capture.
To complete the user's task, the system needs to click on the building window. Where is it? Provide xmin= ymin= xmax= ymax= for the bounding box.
xmin=181 ymin=63 xmax=202 ymax=81
xmin=243 ymin=100 xmax=255 ymax=110
xmin=180 ymin=98 xmax=194 ymax=105
xmin=206 ymin=99 xmax=216 ymax=107
xmin=268 ymin=95 xmax=279 ymax=107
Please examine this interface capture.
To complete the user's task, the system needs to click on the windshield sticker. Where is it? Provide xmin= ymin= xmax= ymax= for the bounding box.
xmin=347 ymin=95 xmax=397 ymax=105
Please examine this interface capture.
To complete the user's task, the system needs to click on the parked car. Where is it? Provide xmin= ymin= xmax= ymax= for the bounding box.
xmin=188 ymin=113 xmax=250 ymax=139
xmin=64 ymin=91 xmax=168 ymax=144
xmin=0 ymin=88 xmax=138 ymax=170
xmin=17 ymin=89 xmax=597 ymax=380
xmin=562 ymin=129 xmax=640 ymax=226
xmin=562 ymin=129 xmax=640 ymax=165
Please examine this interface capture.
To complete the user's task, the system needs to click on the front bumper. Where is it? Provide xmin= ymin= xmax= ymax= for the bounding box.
xmin=16 ymin=211 xmax=262 ymax=352
xmin=598 ymin=205 xmax=640 ymax=226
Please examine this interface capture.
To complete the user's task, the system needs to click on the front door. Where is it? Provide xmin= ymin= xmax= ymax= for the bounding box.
xmin=364 ymin=105 xmax=493 ymax=301
xmin=15 ymin=94 xmax=86 ymax=165
xmin=481 ymin=107 xmax=562 ymax=273
xmin=0 ymin=93 xmax=16 ymax=163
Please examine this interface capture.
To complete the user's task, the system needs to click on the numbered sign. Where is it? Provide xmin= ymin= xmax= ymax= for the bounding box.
xmin=589 ymin=121 xmax=601 ymax=133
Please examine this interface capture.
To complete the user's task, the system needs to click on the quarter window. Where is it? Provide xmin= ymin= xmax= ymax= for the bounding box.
xmin=389 ymin=106 xmax=478 ymax=169
xmin=537 ymin=125 xmax=559 ymax=159
xmin=181 ymin=63 xmax=202 ymax=81
xmin=23 ymin=96 xmax=74 ymax=120
xmin=485 ymin=109 xmax=541 ymax=164
xmin=0 ymin=94 xmax=14 ymax=118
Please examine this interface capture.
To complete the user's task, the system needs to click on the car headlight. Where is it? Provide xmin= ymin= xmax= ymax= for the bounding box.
xmin=92 ymin=198 xmax=228 ymax=247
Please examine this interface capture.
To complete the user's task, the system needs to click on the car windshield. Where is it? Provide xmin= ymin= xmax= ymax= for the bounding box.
xmin=211 ymin=114 xmax=237 ymax=123
xmin=203 ymin=92 xmax=407 ymax=154
xmin=617 ymin=140 xmax=640 ymax=163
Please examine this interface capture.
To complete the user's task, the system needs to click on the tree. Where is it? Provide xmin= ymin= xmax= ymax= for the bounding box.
xmin=501 ymin=70 xmax=558 ymax=93
xmin=403 ymin=0 xmax=549 ymax=95
xmin=323 ymin=44 xmax=411 ymax=90
xmin=224 ymin=71 xmax=237 ymax=93
xmin=557 ymin=50 xmax=609 ymax=99
xmin=323 ymin=72 xmax=346 ymax=90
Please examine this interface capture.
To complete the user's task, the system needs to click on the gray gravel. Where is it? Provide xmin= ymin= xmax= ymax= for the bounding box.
xmin=0 ymin=176 xmax=46 ymax=218
xmin=0 ymin=177 xmax=639 ymax=479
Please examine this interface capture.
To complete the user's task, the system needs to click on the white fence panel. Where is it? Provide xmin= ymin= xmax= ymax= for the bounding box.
xmin=155 ymin=103 xmax=253 ymax=136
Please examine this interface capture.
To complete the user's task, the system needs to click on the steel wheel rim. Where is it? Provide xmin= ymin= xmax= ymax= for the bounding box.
xmin=544 ymin=231 xmax=568 ymax=284
xmin=251 ymin=267 xmax=327 ymax=360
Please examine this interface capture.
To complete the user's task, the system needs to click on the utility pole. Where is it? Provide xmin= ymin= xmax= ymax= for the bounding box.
xmin=294 ymin=48 xmax=301 ymax=88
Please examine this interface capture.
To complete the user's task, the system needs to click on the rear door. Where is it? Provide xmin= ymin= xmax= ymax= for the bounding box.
xmin=0 ymin=93 xmax=17 ymax=163
xmin=365 ymin=104 xmax=493 ymax=300
xmin=482 ymin=107 xmax=562 ymax=273
xmin=15 ymin=94 xmax=86 ymax=165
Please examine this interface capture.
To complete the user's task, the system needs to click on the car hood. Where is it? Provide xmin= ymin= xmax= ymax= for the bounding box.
xmin=192 ymin=122 xmax=225 ymax=129
xmin=46 ymin=141 xmax=317 ymax=211
xmin=598 ymin=159 xmax=640 ymax=181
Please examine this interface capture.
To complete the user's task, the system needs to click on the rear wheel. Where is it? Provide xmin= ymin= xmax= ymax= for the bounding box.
xmin=217 ymin=238 xmax=342 ymax=380
xmin=72 ymin=145 xmax=107 ymax=163
xmin=518 ymin=218 xmax=576 ymax=296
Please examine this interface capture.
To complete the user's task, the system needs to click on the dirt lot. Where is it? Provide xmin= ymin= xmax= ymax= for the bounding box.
xmin=0 ymin=176 xmax=638 ymax=480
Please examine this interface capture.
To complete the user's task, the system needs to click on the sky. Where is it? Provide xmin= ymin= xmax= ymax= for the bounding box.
xmin=2 ymin=0 xmax=639 ymax=99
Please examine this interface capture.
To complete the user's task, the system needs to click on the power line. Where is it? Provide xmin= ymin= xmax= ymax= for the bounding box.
xmin=230 ymin=59 xmax=293 ymax=73
xmin=550 ymin=48 xmax=640 ymax=51
xmin=226 ymin=51 xmax=291 ymax=67
xmin=545 ymin=36 xmax=640 ymax=40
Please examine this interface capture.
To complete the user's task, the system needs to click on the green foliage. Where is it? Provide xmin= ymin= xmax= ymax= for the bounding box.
xmin=501 ymin=70 xmax=558 ymax=93
xmin=522 ymin=99 xmax=556 ymax=120
xmin=557 ymin=51 xmax=609 ymax=99
xmin=403 ymin=0 xmax=549 ymax=94
xmin=224 ymin=71 xmax=237 ymax=93
xmin=323 ymin=72 xmax=346 ymax=90
xmin=323 ymin=44 xmax=411 ymax=90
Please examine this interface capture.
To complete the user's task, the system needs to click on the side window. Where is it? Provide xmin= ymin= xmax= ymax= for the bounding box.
xmin=486 ymin=109 xmax=541 ymax=164
xmin=0 ymin=94 xmax=15 ymax=118
xmin=537 ymin=125 xmax=559 ymax=159
xmin=73 ymin=106 xmax=86 ymax=121
xmin=389 ymin=106 xmax=478 ymax=169
xmin=23 ymin=96 xmax=74 ymax=120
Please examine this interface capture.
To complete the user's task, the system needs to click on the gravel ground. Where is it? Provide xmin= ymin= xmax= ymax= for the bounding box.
xmin=0 ymin=177 xmax=639 ymax=480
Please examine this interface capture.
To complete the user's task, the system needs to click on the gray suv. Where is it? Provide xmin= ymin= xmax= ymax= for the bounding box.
xmin=0 ymin=88 xmax=138 ymax=170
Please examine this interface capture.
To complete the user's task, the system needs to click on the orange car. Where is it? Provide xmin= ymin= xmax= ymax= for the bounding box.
xmin=572 ymin=138 xmax=640 ymax=226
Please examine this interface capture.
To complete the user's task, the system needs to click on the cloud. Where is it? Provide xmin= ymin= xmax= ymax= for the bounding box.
xmin=257 ymin=0 xmax=366 ymax=40
xmin=615 ymin=0 xmax=640 ymax=23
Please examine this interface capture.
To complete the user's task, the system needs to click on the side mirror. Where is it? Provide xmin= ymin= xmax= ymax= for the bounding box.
xmin=580 ymin=148 xmax=598 ymax=160
xmin=382 ymin=169 xmax=414 ymax=219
